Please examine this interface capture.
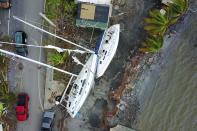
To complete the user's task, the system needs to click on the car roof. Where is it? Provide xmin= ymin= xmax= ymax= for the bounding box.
xmin=43 ymin=111 xmax=55 ymax=119
xmin=42 ymin=118 xmax=52 ymax=128
xmin=15 ymin=32 xmax=23 ymax=44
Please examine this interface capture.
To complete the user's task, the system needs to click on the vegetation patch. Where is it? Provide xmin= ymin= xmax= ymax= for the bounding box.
xmin=0 ymin=56 xmax=17 ymax=131
xmin=44 ymin=0 xmax=99 ymax=82
xmin=141 ymin=0 xmax=188 ymax=53
xmin=0 ymin=36 xmax=17 ymax=131
xmin=45 ymin=0 xmax=61 ymax=20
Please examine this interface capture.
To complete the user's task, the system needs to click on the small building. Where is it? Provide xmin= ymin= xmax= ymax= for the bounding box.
xmin=110 ymin=125 xmax=136 ymax=131
xmin=162 ymin=0 xmax=173 ymax=5
xmin=76 ymin=0 xmax=112 ymax=30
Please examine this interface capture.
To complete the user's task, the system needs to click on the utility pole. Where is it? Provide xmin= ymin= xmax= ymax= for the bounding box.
xmin=13 ymin=16 xmax=94 ymax=54
xmin=0 ymin=49 xmax=77 ymax=76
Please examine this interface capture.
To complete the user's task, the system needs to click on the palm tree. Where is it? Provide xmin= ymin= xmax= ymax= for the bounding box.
xmin=140 ymin=35 xmax=164 ymax=53
xmin=144 ymin=9 xmax=170 ymax=36
xmin=166 ymin=0 xmax=188 ymax=17
xmin=0 ymin=102 xmax=6 ymax=116
xmin=164 ymin=0 xmax=188 ymax=25
xmin=48 ymin=52 xmax=64 ymax=66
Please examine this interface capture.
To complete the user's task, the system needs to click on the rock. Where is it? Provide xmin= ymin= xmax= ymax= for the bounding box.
xmin=114 ymin=5 xmax=119 ymax=10
xmin=118 ymin=0 xmax=126 ymax=6
xmin=148 ymin=57 xmax=154 ymax=64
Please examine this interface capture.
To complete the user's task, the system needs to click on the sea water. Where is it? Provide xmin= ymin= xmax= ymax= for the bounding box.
xmin=137 ymin=11 xmax=197 ymax=131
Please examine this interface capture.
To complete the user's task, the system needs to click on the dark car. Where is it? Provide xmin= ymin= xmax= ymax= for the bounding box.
xmin=41 ymin=111 xmax=55 ymax=131
xmin=15 ymin=31 xmax=28 ymax=57
xmin=0 ymin=0 xmax=11 ymax=9
xmin=15 ymin=93 xmax=29 ymax=121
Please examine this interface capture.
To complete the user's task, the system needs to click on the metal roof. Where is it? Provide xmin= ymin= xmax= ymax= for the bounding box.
xmin=76 ymin=3 xmax=110 ymax=30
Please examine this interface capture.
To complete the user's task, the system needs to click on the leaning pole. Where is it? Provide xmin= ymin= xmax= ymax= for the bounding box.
xmin=0 ymin=49 xmax=77 ymax=76
xmin=13 ymin=16 xmax=94 ymax=54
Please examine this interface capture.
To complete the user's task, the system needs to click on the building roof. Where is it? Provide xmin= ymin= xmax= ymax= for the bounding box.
xmin=76 ymin=3 xmax=110 ymax=30
xmin=76 ymin=0 xmax=111 ymax=5
xmin=110 ymin=125 xmax=136 ymax=131
xmin=80 ymin=4 xmax=96 ymax=20
xmin=162 ymin=0 xmax=173 ymax=5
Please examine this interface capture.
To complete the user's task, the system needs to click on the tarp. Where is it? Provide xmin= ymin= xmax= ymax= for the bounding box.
xmin=76 ymin=0 xmax=111 ymax=5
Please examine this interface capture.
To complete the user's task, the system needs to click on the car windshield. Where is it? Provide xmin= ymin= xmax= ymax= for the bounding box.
xmin=41 ymin=127 xmax=50 ymax=131
xmin=17 ymin=95 xmax=26 ymax=106
xmin=17 ymin=111 xmax=25 ymax=115
xmin=43 ymin=117 xmax=51 ymax=124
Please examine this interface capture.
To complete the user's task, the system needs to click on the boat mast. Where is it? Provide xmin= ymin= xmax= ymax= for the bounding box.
xmin=0 ymin=41 xmax=86 ymax=54
xmin=0 ymin=49 xmax=77 ymax=76
xmin=13 ymin=16 xmax=94 ymax=54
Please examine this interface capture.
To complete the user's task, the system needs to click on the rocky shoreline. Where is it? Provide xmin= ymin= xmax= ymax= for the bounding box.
xmin=53 ymin=0 xmax=195 ymax=130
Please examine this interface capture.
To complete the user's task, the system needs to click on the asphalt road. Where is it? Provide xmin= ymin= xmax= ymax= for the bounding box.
xmin=1 ymin=0 xmax=45 ymax=130
xmin=0 ymin=8 xmax=10 ymax=35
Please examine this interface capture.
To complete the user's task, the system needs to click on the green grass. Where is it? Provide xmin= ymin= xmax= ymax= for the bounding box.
xmin=45 ymin=0 xmax=61 ymax=20
xmin=45 ymin=0 xmax=76 ymax=20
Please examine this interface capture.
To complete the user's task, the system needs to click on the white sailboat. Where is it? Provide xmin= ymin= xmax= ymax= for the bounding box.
xmin=65 ymin=54 xmax=97 ymax=117
xmin=96 ymin=24 xmax=120 ymax=78
xmin=13 ymin=16 xmax=120 ymax=118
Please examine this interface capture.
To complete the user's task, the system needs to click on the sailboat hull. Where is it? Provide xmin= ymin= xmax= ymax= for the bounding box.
xmin=66 ymin=54 xmax=97 ymax=118
xmin=96 ymin=24 xmax=120 ymax=78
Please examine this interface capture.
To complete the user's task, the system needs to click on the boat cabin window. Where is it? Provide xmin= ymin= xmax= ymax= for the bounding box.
xmin=66 ymin=84 xmax=73 ymax=95
xmin=82 ymin=80 xmax=86 ymax=87
xmin=100 ymin=61 xmax=102 ymax=64
xmin=79 ymin=88 xmax=83 ymax=95
xmin=69 ymin=102 xmax=71 ymax=107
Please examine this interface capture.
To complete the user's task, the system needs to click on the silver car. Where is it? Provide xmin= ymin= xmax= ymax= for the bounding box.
xmin=41 ymin=111 xmax=55 ymax=131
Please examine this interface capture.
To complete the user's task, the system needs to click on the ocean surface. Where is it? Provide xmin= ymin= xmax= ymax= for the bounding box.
xmin=136 ymin=10 xmax=197 ymax=131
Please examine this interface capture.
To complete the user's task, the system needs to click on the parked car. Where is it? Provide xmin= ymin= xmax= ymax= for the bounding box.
xmin=0 ymin=0 xmax=11 ymax=9
xmin=41 ymin=111 xmax=55 ymax=131
xmin=15 ymin=93 xmax=29 ymax=121
xmin=14 ymin=31 xmax=28 ymax=57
